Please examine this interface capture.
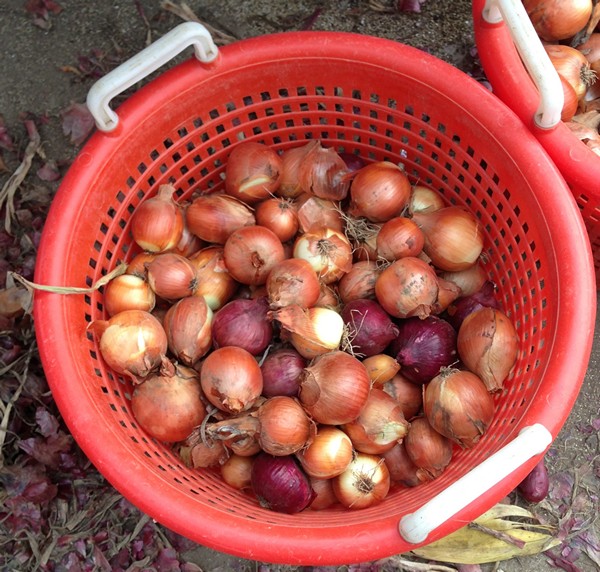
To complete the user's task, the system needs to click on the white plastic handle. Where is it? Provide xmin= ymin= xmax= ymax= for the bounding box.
xmin=86 ymin=21 xmax=219 ymax=132
xmin=399 ymin=423 xmax=552 ymax=544
xmin=482 ymin=0 xmax=564 ymax=129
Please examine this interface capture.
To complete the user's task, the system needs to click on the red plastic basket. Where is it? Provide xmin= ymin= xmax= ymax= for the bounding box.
xmin=33 ymin=25 xmax=596 ymax=565
xmin=473 ymin=0 xmax=600 ymax=284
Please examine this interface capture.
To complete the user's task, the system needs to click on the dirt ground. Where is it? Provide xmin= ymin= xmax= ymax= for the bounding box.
xmin=0 ymin=0 xmax=598 ymax=571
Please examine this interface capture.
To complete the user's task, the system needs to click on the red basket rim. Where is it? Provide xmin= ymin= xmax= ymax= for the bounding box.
xmin=472 ymin=0 xmax=600 ymax=193
xmin=33 ymin=30 xmax=596 ymax=565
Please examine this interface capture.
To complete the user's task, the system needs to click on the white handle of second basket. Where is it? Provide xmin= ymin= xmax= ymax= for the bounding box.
xmin=86 ymin=22 xmax=219 ymax=132
xmin=399 ymin=423 xmax=552 ymax=544
xmin=482 ymin=0 xmax=563 ymax=129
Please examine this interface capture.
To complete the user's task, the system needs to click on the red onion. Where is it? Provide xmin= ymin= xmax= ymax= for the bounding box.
xmin=388 ymin=316 xmax=457 ymax=384
xmin=251 ymin=453 xmax=316 ymax=514
xmin=260 ymin=347 xmax=306 ymax=397
xmin=340 ymin=299 xmax=399 ymax=357
xmin=517 ymin=458 xmax=549 ymax=503
xmin=212 ymin=296 xmax=273 ymax=356
xmin=338 ymin=151 xmax=366 ymax=173
xmin=445 ymin=280 xmax=501 ymax=330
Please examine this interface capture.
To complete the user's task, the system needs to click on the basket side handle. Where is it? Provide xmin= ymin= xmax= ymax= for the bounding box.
xmin=398 ymin=423 xmax=552 ymax=544
xmin=86 ymin=22 xmax=218 ymax=133
xmin=482 ymin=0 xmax=563 ymax=129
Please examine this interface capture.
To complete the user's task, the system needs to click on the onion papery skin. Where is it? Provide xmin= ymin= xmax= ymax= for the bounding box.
xmin=130 ymin=363 xmax=206 ymax=443
xmin=260 ymin=347 xmax=306 ymax=397
xmin=340 ymin=299 xmax=400 ymax=357
xmin=299 ymin=351 xmax=371 ymax=425
xmin=186 ymin=194 xmax=256 ymax=244
xmin=375 ymin=257 xmax=439 ymax=319
xmin=338 ymin=260 xmax=380 ymax=304
xmin=130 ymin=184 xmax=184 ymax=253
xmin=524 ymin=0 xmax=593 ymax=42
xmin=403 ymin=416 xmax=453 ymax=482
xmin=257 ymin=396 xmax=313 ymax=456
xmin=438 ymin=264 xmax=487 ymax=298
xmin=388 ymin=316 xmax=457 ymax=384
xmin=296 ymin=194 xmax=344 ymax=234
xmin=297 ymin=140 xmax=350 ymax=201
xmin=347 ymin=161 xmax=411 ymax=222
xmin=200 ymin=346 xmax=263 ymax=414
xmin=211 ymin=297 xmax=273 ymax=356
xmin=223 ymin=225 xmax=286 ymax=286
xmin=412 ymin=206 xmax=484 ymax=272
xmin=251 ymin=453 xmax=316 ymax=514
xmin=296 ymin=425 xmax=353 ymax=479
xmin=445 ymin=280 xmax=501 ymax=330
xmin=457 ymin=307 xmax=519 ymax=392
xmin=224 ymin=141 xmax=282 ymax=204
xmin=89 ymin=310 xmax=168 ymax=382
xmin=424 ymin=368 xmax=495 ymax=449
xmin=341 ymin=388 xmax=409 ymax=454
xmin=163 ymin=295 xmax=213 ymax=366
xmin=332 ymin=453 xmax=391 ymax=510
xmin=266 ymin=258 xmax=321 ymax=309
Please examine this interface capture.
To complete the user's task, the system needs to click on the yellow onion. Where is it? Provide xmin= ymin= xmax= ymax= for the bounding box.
xmin=375 ymin=256 xmax=439 ymax=319
xmin=409 ymin=185 xmax=446 ymax=215
xmin=103 ymin=274 xmax=155 ymax=316
xmin=255 ymin=197 xmax=299 ymax=242
xmin=545 ymin=44 xmax=596 ymax=101
xmin=376 ymin=216 xmax=425 ymax=261
xmin=181 ymin=439 xmax=228 ymax=469
xmin=293 ymin=227 xmax=353 ymax=284
xmin=424 ymin=368 xmax=495 ymax=448
xmin=412 ymin=206 xmax=484 ymax=272
xmin=200 ymin=346 xmax=263 ymax=414
xmin=403 ymin=416 xmax=453 ymax=483
xmin=146 ymin=252 xmax=198 ymax=300
xmin=297 ymin=140 xmax=350 ymax=201
xmin=130 ymin=363 xmax=206 ymax=443
xmin=270 ymin=305 xmax=345 ymax=359
xmin=188 ymin=246 xmax=238 ymax=310
xmin=332 ymin=453 xmax=390 ymax=509
xmin=296 ymin=425 xmax=353 ymax=479
xmin=524 ymin=0 xmax=593 ymax=42
xmin=265 ymin=257 xmax=321 ymax=309
xmin=295 ymin=194 xmax=344 ymax=234
xmin=130 ymin=184 xmax=184 ymax=252
xmin=381 ymin=372 xmax=423 ymax=420
xmin=256 ymin=396 xmax=313 ymax=456
xmin=224 ymin=141 xmax=282 ymax=204
xmin=163 ymin=295 xmax=213 ymax=366
xmin=382 ymin=441 xmax=421 ymax=487
xmin=342 ymin=388 xmax=409 ymax=454
xmin=185 ymin=194 xmax=255 ymax=244
xmin=438 ymin=263 xmax=487 ymax=298
xmin=221 ymin=454 xmax=254 ymax=490
xmin=457 ymin=307 xmax=519 ymax=392
xmin=338 ymin=260 xmax=381 ymax=304
xmin=309 ymin=477 xmax=338 ymax=510
xmin=299 ymin=351 xmax=371 ymax=425
xmin=362 ymin=353 xmax=401 ymax=386
xmin=88 ymin=309 xmax=168 ymax=382
xmin=348 ymin=161 xmax=411 ymax=222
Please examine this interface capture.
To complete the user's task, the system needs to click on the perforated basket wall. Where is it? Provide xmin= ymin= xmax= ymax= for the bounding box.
xmin=33 ymin=32 xmax=596 ymax=565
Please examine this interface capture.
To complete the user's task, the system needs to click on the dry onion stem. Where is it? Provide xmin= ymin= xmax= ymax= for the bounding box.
xmin=8 ymin=263 xmax=129 ymax=313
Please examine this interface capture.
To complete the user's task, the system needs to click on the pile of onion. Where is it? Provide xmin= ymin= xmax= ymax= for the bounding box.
xmin=521 ymin=0 xmax=600 ymax=154
xmin=91 ymin=141 xmax=520 ymax=514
